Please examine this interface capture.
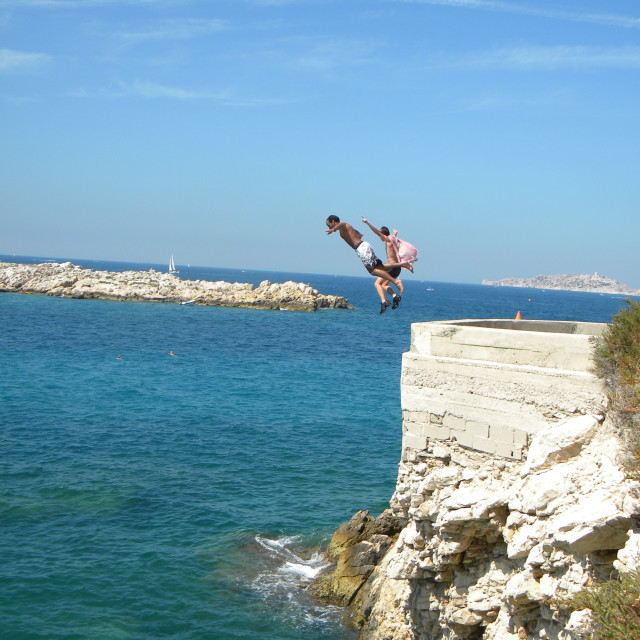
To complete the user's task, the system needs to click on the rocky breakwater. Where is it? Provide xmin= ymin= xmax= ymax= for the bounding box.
xmin=312 ymin=414 xmax=640 ymax=639
xmin=0 ymin=261 xmax=352 ymax=311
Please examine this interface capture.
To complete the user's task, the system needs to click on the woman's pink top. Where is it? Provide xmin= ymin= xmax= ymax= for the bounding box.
xmin=390 ymin=235 xmax=418 ymax=264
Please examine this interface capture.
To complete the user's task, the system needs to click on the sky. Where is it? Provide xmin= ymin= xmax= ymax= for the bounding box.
xmin=1 ymin=0 xmax=639 ymax=285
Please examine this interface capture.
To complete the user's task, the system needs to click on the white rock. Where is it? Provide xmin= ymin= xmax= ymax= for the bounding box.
xmin=539 ymin=574 xmax=558 ymax=599
xmin=549 ymin=496 xmax=631 ymax=554
xmin=402 ymin=521 xmax=420 ymax=547
xmin=462 ymin=468 xmax=476 ymax=482
xmin=448 ymin=607 xmax=483 ymax=626
xmin=435 ymin=507 xmax=474 ymax=529
xmin=510 ymin=463 xmax=575 ymax=515
xmin=521 ymin=415 xmax=601 ymax=475
xmin=507 ymin=520 xmax=548 ymax=559
xmin=526 ymin=543 xmax=548 ymax=567
xmin=432 ymin=444 xmax=452 ymax=459
xmin=385 ymin=547 xmax=422 ymax=580
xmin=342 ymin=413 xmax=640 ymax=640
xmin=623 ymin=482 xmax=640 ymax=515
xmin=421 ymin=466 xmax=461 ymax=491
xmin=560 ymin=609 xmax=593 ymax=640
xmin=506 ymin=511 xmax=533 ymax=529
xmin=436 ymin=537 xmax=472 ymax=558
xmin=504 ymin=571 xmax=542 ymax=608
xmin=614 ymin=529 xmax=640 ymax=573
xmin=442 ymin=486 xmax=485 ymax=510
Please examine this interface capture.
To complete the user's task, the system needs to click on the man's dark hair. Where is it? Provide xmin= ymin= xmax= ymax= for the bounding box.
xmin=327 ymin=215 xmax=340 ymax=224
xmin=380 ymin=226 xmax=390 ymax=236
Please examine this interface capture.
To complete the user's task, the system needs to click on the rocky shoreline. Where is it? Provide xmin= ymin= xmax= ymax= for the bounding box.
xmin=482 ymin=272 xmax=640 ymax=296
xmin=311 ymin=415 xmax=640 ymax=639
xmin=0 ymin=260 xmax=352 ymax=311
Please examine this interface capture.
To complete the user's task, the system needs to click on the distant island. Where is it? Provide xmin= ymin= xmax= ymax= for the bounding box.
xmin=482 ymin=272 xmax=640 ymax=296
xmin=0 ymin=260 xmax=352 ymax=311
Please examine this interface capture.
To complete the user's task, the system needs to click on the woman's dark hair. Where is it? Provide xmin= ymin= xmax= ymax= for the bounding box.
xmin=380 ymin=226 xmax=390 ymax=236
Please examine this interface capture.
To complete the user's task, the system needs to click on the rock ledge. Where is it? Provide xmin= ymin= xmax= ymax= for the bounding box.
xmin=0 ymin=261 xmax=353 ymax=311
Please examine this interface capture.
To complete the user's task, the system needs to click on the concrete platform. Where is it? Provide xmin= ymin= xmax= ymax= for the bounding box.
xmin=401 ymin=319 xmax=607 ymax=460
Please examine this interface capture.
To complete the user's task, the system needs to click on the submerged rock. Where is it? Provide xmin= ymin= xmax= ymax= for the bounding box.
xmin=0 ymin=260 xmax=353 ymax=311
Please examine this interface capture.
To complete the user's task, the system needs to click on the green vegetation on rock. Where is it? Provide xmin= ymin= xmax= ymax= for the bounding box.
xmin=565 ymin=569 xmax=640 ymax=640
xmin=593 ymin=298 xmax=640 ymax=476
xmin=564 ymin=299 xmax=640 ymax=640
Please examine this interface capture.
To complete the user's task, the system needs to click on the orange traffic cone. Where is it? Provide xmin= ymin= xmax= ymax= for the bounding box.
xmin=515 ymin=310 xmax=522 ymax=320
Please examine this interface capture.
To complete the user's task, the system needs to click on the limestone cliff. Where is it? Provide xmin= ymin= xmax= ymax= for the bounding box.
xmin=315 ymin=415 xmax=640 ymax=639
xmin=0 ymin=260 xmax=352 ymax=311
xmin=312 ymin=319 xmax=640 ymax=639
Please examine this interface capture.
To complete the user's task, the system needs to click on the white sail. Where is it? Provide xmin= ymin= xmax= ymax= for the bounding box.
xmin=169 ymin=254 xmax=179 ymax=273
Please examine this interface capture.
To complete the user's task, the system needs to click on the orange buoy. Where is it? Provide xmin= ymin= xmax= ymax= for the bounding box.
xmin=515 ymin=310 xmax=522 ymax=320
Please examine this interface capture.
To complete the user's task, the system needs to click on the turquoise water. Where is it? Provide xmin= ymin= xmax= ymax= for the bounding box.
xmin=0 ymin=257 xmax=634 ymax=640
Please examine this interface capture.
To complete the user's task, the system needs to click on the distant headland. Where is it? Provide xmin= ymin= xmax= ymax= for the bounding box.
xmin=482 ymin=272 xmax=640 ymax=296
xmin=0 ymin=260 xmax=352 ymax=311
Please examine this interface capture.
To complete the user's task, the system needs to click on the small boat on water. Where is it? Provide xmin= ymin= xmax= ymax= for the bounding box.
xmin=169 ymin=254 xmax=179 ymax=274
xmin=180 ymin=300 xmax=195 ymax=306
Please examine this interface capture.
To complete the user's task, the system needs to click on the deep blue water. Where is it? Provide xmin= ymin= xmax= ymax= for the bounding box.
xmin=0 ymin=255 xmax=635 ymax=640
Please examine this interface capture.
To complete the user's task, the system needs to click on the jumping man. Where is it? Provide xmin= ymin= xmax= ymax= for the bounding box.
xmin=361 ymin=217 xmax=412 ymax=309
xmin=325 ymin=215 xmax=403 ymax=314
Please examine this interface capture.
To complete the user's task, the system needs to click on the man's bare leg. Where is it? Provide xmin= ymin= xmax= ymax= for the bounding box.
xmin=372 ymin=267 xmax=403 ymax=294
xmin=374 ymin=278 xmax=391 ymax=314
xmin=384 ymin=261 xmax=413 ymax=274
xmin=374 ymin=278 xmax=387 ymax=303
xmin=383 ymin=281 xmax=402 ymax=309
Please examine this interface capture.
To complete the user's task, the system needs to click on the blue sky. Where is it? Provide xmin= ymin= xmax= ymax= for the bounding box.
xmin=1 ymin=0 xmax=639 ymax=285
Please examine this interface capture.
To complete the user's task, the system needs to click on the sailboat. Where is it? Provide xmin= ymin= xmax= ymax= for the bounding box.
xmin=169 ymin=254 xmax=179 ymax=274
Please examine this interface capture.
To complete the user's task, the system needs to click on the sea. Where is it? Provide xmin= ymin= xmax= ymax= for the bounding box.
xmin=1 ymin=255 xmax=636 ymax=640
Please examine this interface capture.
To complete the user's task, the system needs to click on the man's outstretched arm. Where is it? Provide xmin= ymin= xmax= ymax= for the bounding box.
xmin=361 ymin=217 xmax=386 ymax=241
xmin=326 ymin=221 xmax=348 ymax=234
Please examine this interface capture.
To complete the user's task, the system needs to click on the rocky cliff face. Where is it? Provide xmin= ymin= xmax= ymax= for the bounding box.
xmin=0 ymin=261 xmax=352 ymax=311
xmin=314 ymin=414 xmax=640 ymax=640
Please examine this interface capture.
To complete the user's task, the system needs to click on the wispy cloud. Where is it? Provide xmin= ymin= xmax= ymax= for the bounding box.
xmin=0 ymin=48 xmax=50 ymax=71
xmin=0 ymin=0 xmax=317 ymax=6
xmin=3 ymin=94 xmax=40 ymax=105
xmin=128 ymin=81 xmax=223 ymax=99
xmin=116 ymin=18 xmax=229 ymax=45
xmin=389 ymin=0 xmax=640 ymax=29
xmin=242 ymin=0 xmax=321 ymax=6
xmin=438 ymin=45 xmax=640 ymax=71
xmin=69 ymin=80 xmax=294 ymax=105
xmin=69 ymin=81 xmax=225 ymax=100
xmin=265 ymin=36 xmax=383 ymax=71
xmin=453 ymin=87 xmax=572 ymax=113
xmin=0 ymin=0 xmax=166 ymax=7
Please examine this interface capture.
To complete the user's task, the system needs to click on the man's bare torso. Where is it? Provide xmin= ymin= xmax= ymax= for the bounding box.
xmin=385 ymin=239 xmax=398 ymax=263
xmin=338 ymin=224 xmax=363 ymax=250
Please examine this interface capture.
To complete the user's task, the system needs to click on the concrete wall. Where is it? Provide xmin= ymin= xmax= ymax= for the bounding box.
xmin=401 ymin=319 xmax=607 ymax=461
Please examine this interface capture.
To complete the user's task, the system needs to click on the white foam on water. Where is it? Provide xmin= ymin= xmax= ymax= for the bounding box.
xmin=281 ymin=558 xmax=327 ymax=580
xmin=250 ymin=534 xmax=339 ymax=630
xmin=254 ymin=535 xmax=331 ymax=585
